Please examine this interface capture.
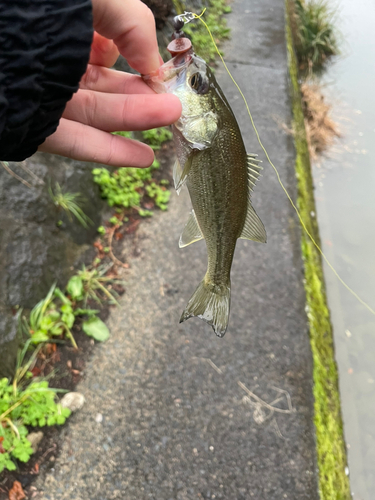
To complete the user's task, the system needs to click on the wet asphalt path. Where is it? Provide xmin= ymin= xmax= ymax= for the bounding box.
xmin=35 ymin=0 xmax=319 ymax=498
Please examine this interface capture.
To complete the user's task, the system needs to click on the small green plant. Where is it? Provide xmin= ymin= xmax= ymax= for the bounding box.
xmin=22 ymin=284 xmax=78 ymax=348
xmin=97 ymin=225 xmax=106 ymax=235
xmin=141 ymin=128 xmax=173 ymax=150
xmin=114 ymin=128 xmax=172 ymax=151
xmin=292 ymin=0 xmax=339 ymax=73
xmin=95 ymin=127 xmax=172 ymax=216
xmin=93 ymin=165 xmax=153 ymax=210
xmin=49 ymin=182 xmax=93 ymax=228
xmin=146 ymin=182 xmax=170 ymax=211
xmin=0 ymin=343 xmax=71 ymax=472
xmin=65 ymin=267 xmax=119 ymax=341
xmin=138 ymin=209 xmax=153 ymax=217
xmin=113 ymin=131 xmax=133 ymax=139
xmin=92 ymin=159 xmax=169 ymax=215
xmin=109 ymin=216 xmax=122 ymax=226
xmin=22 ymin=266 xmax=121 ymax=347
xmin=67 ymin=265 xmax=121 ymax=307
xmin=181 ymin=0 xmax=231 ymax=63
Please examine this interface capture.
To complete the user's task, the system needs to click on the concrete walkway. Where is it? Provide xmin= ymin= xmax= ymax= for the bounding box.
xmin=35 ymin=1 xmax=319 ymax=498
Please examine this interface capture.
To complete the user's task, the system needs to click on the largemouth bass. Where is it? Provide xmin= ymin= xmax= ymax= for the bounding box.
xmin=143 ymin=43 xmax=266 ymax=337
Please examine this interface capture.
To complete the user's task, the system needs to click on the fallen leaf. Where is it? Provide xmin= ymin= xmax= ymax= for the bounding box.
xmin=8 ymin=481 xmax=26 ymax=500
xmin=94 ymin=241 xmax=103 ymax=251
xmin=30 ymin=367 xmax=41 ymax=377
xmin=45 ymin=343 xmax=57 ymax=354
xmin=0 ymin=436 xmax=5 ymax=454
xmin=125 ymin=220 xmax=140 ymax=234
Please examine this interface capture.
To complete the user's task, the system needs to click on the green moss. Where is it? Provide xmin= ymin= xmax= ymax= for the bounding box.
xmin=285 ymin=3 xmax=351 ymax=499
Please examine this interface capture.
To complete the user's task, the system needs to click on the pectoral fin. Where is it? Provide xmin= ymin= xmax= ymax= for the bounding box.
xmin=172 ymin=125 xmax=195 ymax=193
xmin=179 ymin=210 xmax=204 ymax=248
xmin=173 ymin=159 xmax=183 ymax=195
xmin=240 ymin=203 xmax=267 ymax=243
xmin=173 ymin=153 xmax=195 ymax=193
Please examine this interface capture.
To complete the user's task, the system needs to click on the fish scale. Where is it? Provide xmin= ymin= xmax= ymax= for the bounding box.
xmin=186 ymin=123 xmax=248 ymax=286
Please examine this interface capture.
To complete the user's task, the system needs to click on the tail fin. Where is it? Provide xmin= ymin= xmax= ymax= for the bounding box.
xmin=179 ymin=280 xmax=231 ymax=337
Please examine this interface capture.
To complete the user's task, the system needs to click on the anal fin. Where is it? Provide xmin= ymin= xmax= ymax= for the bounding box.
xmin=179 ymin=210 xmax=204 ymax=248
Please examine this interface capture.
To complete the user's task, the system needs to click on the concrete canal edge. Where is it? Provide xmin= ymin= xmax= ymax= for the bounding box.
xmin=285 ymin=2 xmax=351 ymax=498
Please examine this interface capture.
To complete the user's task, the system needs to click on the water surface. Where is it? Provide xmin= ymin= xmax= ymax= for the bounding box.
xmin=312 ymin=1 xmax=375 ymax=498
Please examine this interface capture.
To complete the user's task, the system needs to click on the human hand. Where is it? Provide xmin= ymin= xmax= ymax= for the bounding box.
xmin=39 ymin=0 xmax=181 ymax=167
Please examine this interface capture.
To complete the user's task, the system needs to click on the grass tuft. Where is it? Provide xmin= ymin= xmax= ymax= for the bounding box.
xmin=291 ymin=0 xmax=339 ymax=74
xmin=49 ymin=182 xmax=93 ymax=228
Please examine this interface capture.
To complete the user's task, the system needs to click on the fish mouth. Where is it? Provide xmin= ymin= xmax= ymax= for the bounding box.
xmin=142 ymin=50 xmax=193 ymax=94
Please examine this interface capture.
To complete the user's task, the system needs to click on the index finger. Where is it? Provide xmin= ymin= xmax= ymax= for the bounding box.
xmin=92 ymin=0 xmax=160 ymax=75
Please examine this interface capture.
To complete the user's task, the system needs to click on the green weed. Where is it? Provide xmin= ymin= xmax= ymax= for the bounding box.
xmin=291 ymin=0 xmax=339 ymax=74
xmin=49 ymin=182 xmax=93 ymax=229
xmin=0 ymin=342 xmax=70 ymax=472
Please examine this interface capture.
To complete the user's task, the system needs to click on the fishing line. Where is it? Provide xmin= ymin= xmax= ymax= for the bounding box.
xmin=182 ymin=10 xmax=375 ymax=317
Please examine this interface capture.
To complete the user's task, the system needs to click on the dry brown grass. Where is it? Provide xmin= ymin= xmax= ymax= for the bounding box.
xmin=301 ymin=82 xmax=340 ymax=160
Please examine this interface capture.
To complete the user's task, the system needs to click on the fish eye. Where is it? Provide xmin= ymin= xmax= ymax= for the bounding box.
xmin=190 ymin=73 xmax=201 ymax=89
xmin=189 ymin=72 xmax=209 ymax=94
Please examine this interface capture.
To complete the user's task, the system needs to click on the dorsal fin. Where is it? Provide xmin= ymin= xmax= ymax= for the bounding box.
xmin=179 ymin=210 xmax=204 ymax=248
xmin=247 ymin=153 xmax=262 ymax=192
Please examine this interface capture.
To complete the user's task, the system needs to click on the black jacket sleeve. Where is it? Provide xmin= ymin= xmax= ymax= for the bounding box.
xmin=0 ymin=0 xmax=93 ymax=161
